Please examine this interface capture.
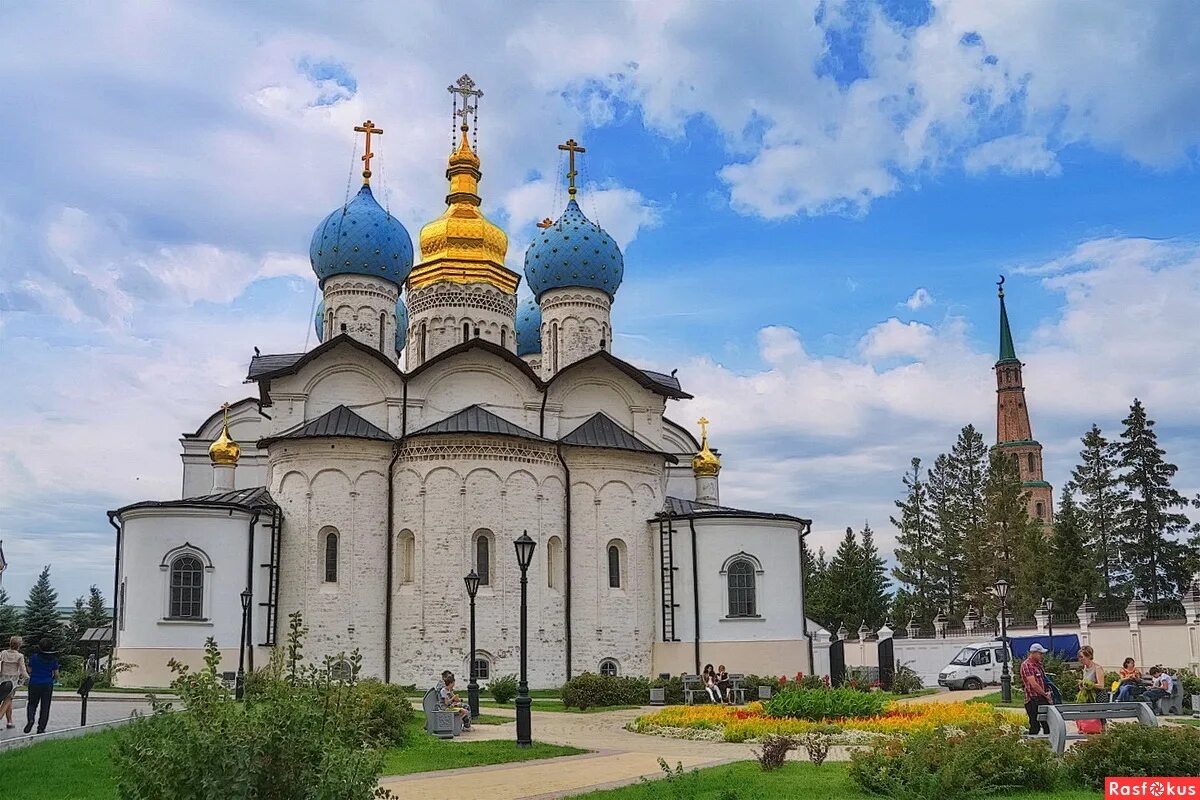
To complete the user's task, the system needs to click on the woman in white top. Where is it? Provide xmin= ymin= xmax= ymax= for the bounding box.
xmin=0 ymin=636 xmax=29 ymax=729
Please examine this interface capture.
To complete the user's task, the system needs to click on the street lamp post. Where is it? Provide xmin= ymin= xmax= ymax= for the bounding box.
xmin=513 ymin=532 xmax=537 ymax=748
xmin=1045 ymin=596 xmax=1055 ymax=655
xmin=236 ymin=587 xmax=252 ymax=701
xmin=464 ymin=570 xmax=481 ymax=719
xmin=995 ymin=578 xmax=1011 ymax=704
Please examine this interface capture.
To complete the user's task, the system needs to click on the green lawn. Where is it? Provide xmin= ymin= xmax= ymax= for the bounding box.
xmin=969 ymin=690 xmax=1025 ymax=708
xmin=572 ymin=761 xmax=1100 ymax=800
xmin=1172 ymin=718 xmax=1200 ymax=727
xmin=0 ymin=721 xmax=585 ymax=798
xmin=472 ymin=712 xmax=512 ymax=725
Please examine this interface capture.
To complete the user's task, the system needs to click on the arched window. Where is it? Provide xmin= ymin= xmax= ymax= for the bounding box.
xmin=607 ymin=541 xmax=623 ymax=589
xmin=727 ymin=559 xmax=757 ymax=617
xmin=420 ymin=323 xmax=427 ymax=362
xmin=1027 ymin=453 xmax=1036 ymax=473
xmin=551 ymin=322 xmax=559 ymax=371
xmin=323 ymin=529 xmax=339 ymax=583
xmin=379 ymin=311 xmax=387 ymax=352
xmin=599 ymin=658 xmax=619 ymax=677
xmin=463 ymin=322 xmax=471 ymax=342
xmin=326 ymin=310 xmax=334 ymax=341
xmin=546 ymin=535 xmax=563 ymax=590
xmin=397 ymin=530 xmax=415 ymax=586
xmin=475 ymin=531 xmax=492 ymax=586
xmin=168 ymin=555 xmax=204 ymax=619
xmin=500 ymin=328 xmax=507 ymax=349
xmin=601 ymin=323 xmax=609 ymax=352
xmin=472 ymin=657 xmax=490 ymax=681
xmin=1035 ymin=502 xmax=1045 ymax=519
xmin=329 ymin=659 xmax=353 ymax=683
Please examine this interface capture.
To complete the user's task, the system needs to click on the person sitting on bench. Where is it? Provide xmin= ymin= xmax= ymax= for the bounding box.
xmin=716 ymin=665 xmax=733 ymax=703
xmin=702 ymin=664 xmax=722 ymax=703
xmin=1114 ymin=658 xmax=1143 ymax=702
xmin=1142 ymin=667 xmax=1173 ymax=708
xmin=439 ymin=671 xmax=471 ymax=730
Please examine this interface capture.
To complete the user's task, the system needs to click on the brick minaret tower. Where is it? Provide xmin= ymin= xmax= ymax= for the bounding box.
xmin=994 ymin=277 xmax=1053 ymax=524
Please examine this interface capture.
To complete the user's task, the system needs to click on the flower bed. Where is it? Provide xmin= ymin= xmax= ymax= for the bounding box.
xmin=629 ymin=700 xmax=1013 ymax=743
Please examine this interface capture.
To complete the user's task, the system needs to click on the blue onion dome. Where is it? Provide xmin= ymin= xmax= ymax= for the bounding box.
xmin=523 ymin=199 xmax=623 ymax=300
xmin=395 ymin=297 xmax=409 ymax=354
xmin=314 ymin=298 xmax=325 ymax=341
xmin=309 ymin=184 xmax=414 ymax=287
xmin=515 ymin=296 xmax=542 ymax=356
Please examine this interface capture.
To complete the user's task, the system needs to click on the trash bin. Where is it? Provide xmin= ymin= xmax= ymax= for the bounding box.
xmin=758 ymin=685 xmax=773 ymax=700
xmin=1192 ymin=694 xmax=1200 ymax=719
xmin=649 ymin=687 xmax=666 ymax=706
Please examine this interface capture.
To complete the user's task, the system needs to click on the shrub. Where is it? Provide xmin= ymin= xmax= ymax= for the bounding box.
xmin=848 ymin=727 xmax=1060 ymax=800
xmin=1065 ymin=724 xmax=1200 ymax=789
xmin=1179 ymin=669 xmax=1200 ymax=710
xmin=561 ymin=672 xmax=651 ymax=710
xmin=651 ymin=675 xmax=685 ymax=705
xmin=890 ymin=665 xmax=923 ymax=695
xmin=357 ymin=679 xmax=415 ymax=746
xmin=753 ymin=734 xmax=798 ymax=771
xmin=489 ymin=673 xmax=518 ymax=704
xmin=800 ymin=728 xmax=837 ymax=766
xmin=764 ymin=688 xmax=889 ymax=721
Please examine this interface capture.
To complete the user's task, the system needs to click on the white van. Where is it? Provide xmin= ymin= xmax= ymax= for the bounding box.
xmin=937 ymin=640 xmax=1011 ymax=690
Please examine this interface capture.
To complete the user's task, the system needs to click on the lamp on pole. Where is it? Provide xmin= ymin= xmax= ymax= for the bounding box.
xmin=236 ymin=587 xmax=252 ymax=701
xmin=1044 ymin=596 xmax=1055 ymax=655
xmin=464 ymin=570 xmax=481 ymax=719
xmin=995 ymin=578 xmax=1011 ymax=704
xmin=513 ymin=532 xmax=537 ymax=748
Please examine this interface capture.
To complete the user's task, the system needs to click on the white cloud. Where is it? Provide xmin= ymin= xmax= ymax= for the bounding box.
xmin=904 ymin=288 xmax=934 ymax=310
xmin=964 ymin=134 xmax=1061 ymax=176
xmin=859 ymin=318 xmax=938 ymax=360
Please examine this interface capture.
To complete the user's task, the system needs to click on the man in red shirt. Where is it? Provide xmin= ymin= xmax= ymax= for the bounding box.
xmin=1021 ymin=643 xmax=1052 ymax=734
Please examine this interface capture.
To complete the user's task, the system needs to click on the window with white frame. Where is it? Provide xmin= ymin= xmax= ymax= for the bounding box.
xmin=474 ymin=529 xmax=493 ymax=586
xmin=323 ymin=527 xmax=339 ymax=583
xmin=397 ymin=530 xmax=415 ymax=585
xmin=546 ymin=535 xmax=563 ymax=590
xmin=329 ymin=659 xmax=353 ymax=683
xmin=168 ymin=555 xmax=204 ymax=619
xmin=726 ymin=558 xmax=757 ymax=617
xmin=607 ymin=540 xmax=625 ymax=589
xmin=599 ymin=658 xmax=619 ymax=677
xmin=472 ymin=657 xmax=491 ymax=681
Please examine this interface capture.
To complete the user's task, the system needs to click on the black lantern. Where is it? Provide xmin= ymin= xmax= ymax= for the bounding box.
xmin=236 ymin=587 xmax=252 ymax=701
xmin=1044 ymin=596 xmax=1055 ymax=654
xmin=464 ymin=570 xmax=481 ymax=719
xmin=513 ymin=532 xmax=536 ymax=747
xmin=994 ymin=578 xmax=1012 ymax=704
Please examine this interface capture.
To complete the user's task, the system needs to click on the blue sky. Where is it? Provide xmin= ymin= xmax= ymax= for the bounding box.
xmin=2 ymin=0 xmax=1200 ymax=600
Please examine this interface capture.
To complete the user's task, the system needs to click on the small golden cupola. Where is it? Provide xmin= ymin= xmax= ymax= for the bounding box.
xmin=208 ymin=403 xmax=241 ymax=466
xmin=692 ymin=416 xmax=722 ymax=477
xmin=408 ymin=74 xmax=519 ymax=295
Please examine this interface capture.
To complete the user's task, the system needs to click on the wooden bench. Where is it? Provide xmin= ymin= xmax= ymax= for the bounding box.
xmin=725 ymin=673 xmax=748 ymax=705
xmin=422 ymin=686 xmax=463 ymax=739
xmin=1034 ymin=702 xmax=1158 ymax=754
xmin=682 ymin=674 xmax=707 ymax=704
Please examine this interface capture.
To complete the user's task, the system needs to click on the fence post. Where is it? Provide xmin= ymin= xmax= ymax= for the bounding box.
xmin=812 ymin=627 xmax=832 ymax=681
xmin=1126 ymin=597 xmax=1147 ymax=666
xmin=933 ymin=611 xmax=947 ymax=639
xmin=1076 ymin=596 xmax=1096 ymax=648
xmin=877 ymin=625 xmax=895 ymax=691
xmin=1182 ymin=577 xmax=1200 ymax=674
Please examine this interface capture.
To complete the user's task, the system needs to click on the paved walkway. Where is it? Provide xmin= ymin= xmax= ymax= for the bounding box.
xmin=0 ymin=694 xmax=149 ymax=745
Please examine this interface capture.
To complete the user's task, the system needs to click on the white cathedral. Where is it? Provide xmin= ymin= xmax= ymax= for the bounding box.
xmin=110 ymin=81 xmax=814 ymax=688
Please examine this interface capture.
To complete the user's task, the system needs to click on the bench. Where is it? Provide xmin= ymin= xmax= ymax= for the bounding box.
xmin=422 ymin=686 xmax=463 ymax=739
xmin=1034 ymin=702 xmax=1158 ymax=754
xmin=725 ymin=673 xmax=748 ymax=705
xmin=1153 ymin=676 xmax=1185 ymax=716
xmin=682 ymin=674 xmax=706 ymax=704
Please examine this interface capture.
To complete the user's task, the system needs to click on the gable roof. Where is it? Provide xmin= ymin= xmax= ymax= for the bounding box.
xmin=245 ymin=334 xmax=402 ymax=383
xmin=258 ymin=405 xmax=393 ymax=447
xmin=560 ymin=412 xmax=679 ymax=463
xmin=548 ymin=351 xmax=692 ymax=399
xmin=113 ymin=486 xmax=278 ymax=517
xmin=404 ymin=337 xmax=543 ymax=386
xmin=409 ymin=404 xmax=545 ymax=441
xmin=658 ymin=496 xmax=811 ymax=527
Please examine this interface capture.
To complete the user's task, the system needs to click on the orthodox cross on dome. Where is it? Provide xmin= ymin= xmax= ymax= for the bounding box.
xmin=353 ymin=120 xmax=383 ymax=185
xmin=697 ymin=416 xmax=710 ymax=442
xmin=448 ymin=73 xmax=483 ymax=141
xmin=558 ymin=138 xmax=587 ymax=198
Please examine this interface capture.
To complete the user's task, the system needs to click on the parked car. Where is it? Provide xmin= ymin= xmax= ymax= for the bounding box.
xmin=937 ymin=640 xmax=1010 ymax=690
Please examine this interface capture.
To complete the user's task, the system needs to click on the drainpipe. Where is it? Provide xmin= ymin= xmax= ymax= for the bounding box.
xmin=384 ymin=378 xmax=408 ymax=683
xmin=688 ymin=517 xmax=701 ymax=675
xmin=106 ymin=511 xmax=122 ymax=686
xmin=245 ymin=509 xmax=261 ymax=670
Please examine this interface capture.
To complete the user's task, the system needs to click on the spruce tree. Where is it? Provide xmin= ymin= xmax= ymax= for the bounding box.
xmin=891 ymin=458 xmax=937 ymax=624
xmin=1047 ymin=488 xmax=1096 ymax=613
xmin=983 ymin=450 xmax=1040 ymax=617
xmin=802 ymin=538 xmax=831 ymax=629
xmin=925 ymin=454 xmax=958 ymax=615
xmin=949 ymin=425 xmax=990 ymax=612
xmin=826 ymin=527 xmax=863 ymax=629
xmin=22 ymin=565 xmax=63 ymax=652
xmin=86 ymin=585 xmax=111 ymax=629
xmin=858 ymin=522 xmax=891 ymax=630
xmin=1069 ymin=424 xmax=1127 ymax=603
xmin=1116 ymin=399 xmax=1192 ymax=602
xmin=66 ymin=596 xmax=89 ymax=655
xmin=0 ymin=586 xmax=21 ymax=643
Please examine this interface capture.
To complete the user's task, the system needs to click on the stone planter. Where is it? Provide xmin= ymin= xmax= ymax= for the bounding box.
xmin=758 ymin=685 xmax=773 ymax=700
xmin=1192 ymin=694 xmax=1200 ymax=718
xmin=649 ymin=687 xmax=666 ymax=706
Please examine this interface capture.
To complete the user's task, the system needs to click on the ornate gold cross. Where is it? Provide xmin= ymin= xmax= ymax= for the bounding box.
xmin=558 ymin=138 xmax=587 ymax=197
xmin=448 ymin=74 xmax=483 ymax=133
xmin=354 ymin=120 xmax=383 ymax=184
xmin=697 ymin=416 xmax=710 ymax=441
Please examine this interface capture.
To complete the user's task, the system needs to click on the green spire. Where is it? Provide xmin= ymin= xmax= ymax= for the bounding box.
xmin=997 ymin=276 xmax=1017 ymax=363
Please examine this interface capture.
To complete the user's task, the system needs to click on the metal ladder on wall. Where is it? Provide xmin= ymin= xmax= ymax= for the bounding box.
xmin=659 ymin=517 xmax=680 ymax=642
xmin=260 ymin=510 xmax=282 ymax=646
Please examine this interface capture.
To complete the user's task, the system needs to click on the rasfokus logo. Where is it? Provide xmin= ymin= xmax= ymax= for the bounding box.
xmin=1106 ymin=778 xmax=1200 ymax=798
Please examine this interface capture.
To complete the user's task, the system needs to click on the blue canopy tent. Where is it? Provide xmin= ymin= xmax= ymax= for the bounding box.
xmin=1008 ymin=634 xmax=1081 ymax=661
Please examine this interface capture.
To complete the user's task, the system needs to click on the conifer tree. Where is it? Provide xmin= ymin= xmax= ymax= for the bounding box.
xmin=21 ymin=565 xmax=63 ymax=652
xmin=925 ymin=454 xmax=958 ymax=615
xmin=827 ymin=527 xmax=864 ymax=630
xmin=802 ymin=538 xmax=832 ymax=629
xmin=983 ymin=451 xmax=1040 ymax=616
xmin=858 ymin=522 xmax=891 ymax=629
xmin=1047 ymin=488 xmax=1096 ymax=612
xmin=1116 ymin=399 xmax=1191 ymax=602
xmin=891 ymin=458 xmax=937 ymax=624
xmin=1069 ymin=424 xmax=1126 ymax=602
xmin=0 ymin=586 xmax=21 ymax=643
xmin=949 ymin=425 xmax=990 ymax=612
xmin=86 ymin=585 xmax=111 ymax=629
xmin=66 ymin=595 xmax=89 ymax=655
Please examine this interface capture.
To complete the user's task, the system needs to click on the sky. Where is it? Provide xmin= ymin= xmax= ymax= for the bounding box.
xmin=2 ymin=0 xmax=1200 ymax=601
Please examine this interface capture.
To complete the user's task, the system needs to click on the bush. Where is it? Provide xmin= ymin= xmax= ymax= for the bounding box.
xmin=764 ymin=688 xmax=889 ymax=721
xmin=848 ymin=727 xmax=1060 ymax=800
xmin=890 ymin=665 xmax=923 ymax=695
xmin=357 ymin=679 xmax=415 ymax=747
xmin=561 ymin=672 xmax=650 ymax=710
xmin=1065 ymin=724 xmax=1200 ymax=789
xmin=489 ymin=673 xmax=518 ymax=704
xmin=752 ymin=734 xmax=798 ymax=771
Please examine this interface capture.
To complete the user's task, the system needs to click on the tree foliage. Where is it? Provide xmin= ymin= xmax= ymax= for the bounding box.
xmin=891 ymin=458 xmax=937 ymax=624
xmin=21 ymin=565 xmax=62 ymax=652
xmin=1069 ymin=424 xmax=1126 ymax=603
xmin=0 ymin=586 xmax=21 ymax=643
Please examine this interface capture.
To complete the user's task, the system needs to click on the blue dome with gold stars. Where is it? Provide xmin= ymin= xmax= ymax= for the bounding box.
xmin=314 ymin=296 xmax=409 ymax=355
xmin=523 ymin=199 xmax=623 ymax=300
xmin=515 ymin=296 xmax=541 ymax=356
xmin=310 ymin=184 xmax=414 ymax=287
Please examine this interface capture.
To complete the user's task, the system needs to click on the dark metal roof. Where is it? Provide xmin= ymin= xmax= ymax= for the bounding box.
xmin=112 ymin=486 xmax=277 ymax=517
xmin=658 ymin=496 xmax=812 ymax=527
xmin=560 ymin=413 xmax=679 ymax=463
xmin=547 ymin=351 xmax=692 ymax=399
xmin=410 ymin=405 xmax=545 ymax=441
xmin=259 ymin=405 xmax=392 ymax=446
xmin=405 ymin=337 xmax=543 ymax=387
xmin=246 ymin=353 xmax=304 ymax=380
xmin=78 ymin=626 xmax=113 ymax=644
xmin=245 ymin=335 xmax=403 ymax=385
xmin=642 ymin=369 xmax=683 ymax=393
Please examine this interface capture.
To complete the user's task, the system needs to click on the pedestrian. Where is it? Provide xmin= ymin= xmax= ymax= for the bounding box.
xmin=0 ymin=636 xmax=29 ymax=729
xmin=1020 ymin=643 xmax=1052 ymax=735
xmin=1078 ymin=645 xmax=1105 ymax=700
xmin=24 ymin=638 xmax=59 ymax=735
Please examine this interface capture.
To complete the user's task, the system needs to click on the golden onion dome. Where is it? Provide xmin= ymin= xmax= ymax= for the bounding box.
xmin=692 ymin=417 xmax=722 ymax=477
xmin=408 ymin=126 xmax=517 ymax=294
xmin=208 ymin=405 xmax=241 ymax=466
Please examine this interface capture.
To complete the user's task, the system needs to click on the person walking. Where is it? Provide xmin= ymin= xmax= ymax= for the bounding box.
xmin=1020 ymin=643 xmax=1052 ymax=735
xmin=23 ymin=638 xmax=59 ymax=735
xmin=0 ymin=636 xmax=28 ymax=729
